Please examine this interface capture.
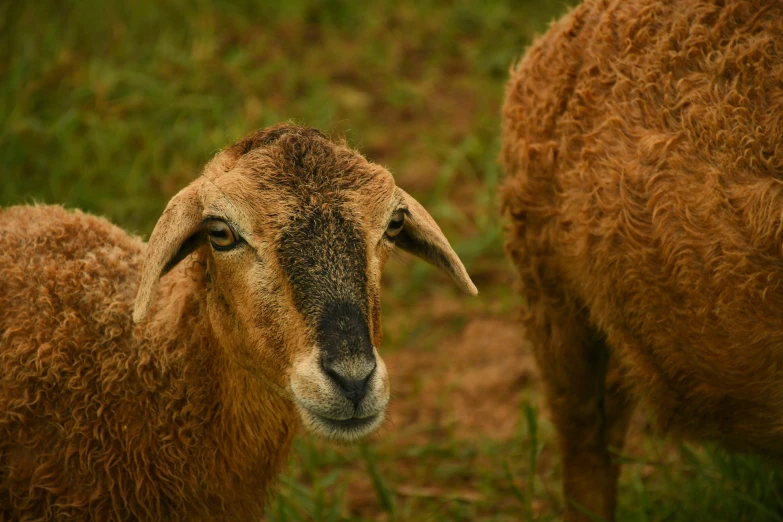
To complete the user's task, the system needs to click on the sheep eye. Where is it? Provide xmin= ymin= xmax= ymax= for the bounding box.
xmin=206 ymin=220 xmax=237 ymax=251
xmin=385 ymin=209 xmax=405 ymax=239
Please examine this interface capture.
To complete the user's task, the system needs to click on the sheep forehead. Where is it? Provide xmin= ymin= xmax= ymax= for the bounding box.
xmin=202 ymin=125 xmax=397 ymax=235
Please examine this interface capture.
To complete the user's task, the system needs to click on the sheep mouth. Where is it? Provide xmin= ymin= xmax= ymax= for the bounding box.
xmin=299 ymin=408 xmax=384 ymax=442
xmin=315 ymin=412 xmax=379 ymax=430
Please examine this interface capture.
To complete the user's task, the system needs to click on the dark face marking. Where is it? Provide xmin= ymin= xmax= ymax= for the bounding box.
xmin=239 ymin=125 xmax=379 ymax=360
xmin=278 ymin=205 xmax=375 ymax=364
xmin=317 ymin=300 xmax=374 ymax=367
xmin=278 ymin=205 xmax=369 ymax=315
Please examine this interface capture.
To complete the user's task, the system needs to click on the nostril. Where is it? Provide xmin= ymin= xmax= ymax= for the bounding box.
xmin=322 ymin=362 xmax=375 ymax=406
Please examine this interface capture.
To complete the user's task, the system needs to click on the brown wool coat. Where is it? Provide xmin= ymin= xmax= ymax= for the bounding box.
xmin=501 ymin=0 xmax=783 ymax=520
xmin=0 ymin=205 xmax=295 ymax=520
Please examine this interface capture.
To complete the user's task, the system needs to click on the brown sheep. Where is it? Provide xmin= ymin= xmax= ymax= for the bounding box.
xmin=500 ymin=0 xmax=783 ymax=520
xmin=0 ymin=124 xmax=477 ymax=521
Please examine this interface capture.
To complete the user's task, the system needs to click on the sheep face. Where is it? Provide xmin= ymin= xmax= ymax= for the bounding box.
xmin=134 ymin=125 xmax=477 ymax=443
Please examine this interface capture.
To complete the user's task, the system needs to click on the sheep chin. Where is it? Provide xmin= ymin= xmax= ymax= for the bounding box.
xmin=294 ymin=402 xmax=386 ymax=444
xmin=289 ymin=346 xmax=391 ymax=443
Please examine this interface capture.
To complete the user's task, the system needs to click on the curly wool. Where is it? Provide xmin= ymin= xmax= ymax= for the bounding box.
xmin=503 ymin=0 xmax=783 ymax=451
xmin=501 ymin=1 xmax=783 ymax=518
xmin=0 ymin=205 xmax=296 ymax=520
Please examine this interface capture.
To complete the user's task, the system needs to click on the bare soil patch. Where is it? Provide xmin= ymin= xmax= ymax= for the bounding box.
xmin=387 ymin=316 xmax=538 ymax=442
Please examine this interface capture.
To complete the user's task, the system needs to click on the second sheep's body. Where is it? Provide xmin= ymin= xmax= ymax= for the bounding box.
xmin=501 ymin=0 xmax=783 ymax=520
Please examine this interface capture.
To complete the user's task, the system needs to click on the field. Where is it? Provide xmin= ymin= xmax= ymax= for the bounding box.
xmin=2 ymin=1 xmax=783 ymax=520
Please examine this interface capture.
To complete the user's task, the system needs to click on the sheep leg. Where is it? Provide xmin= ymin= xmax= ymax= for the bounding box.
xmin=528 ymin=309 xmax=634 ymax=522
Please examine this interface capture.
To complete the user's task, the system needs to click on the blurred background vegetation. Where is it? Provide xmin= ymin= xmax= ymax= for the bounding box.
xmin=2 ymin=1 xmax=782 ymax=520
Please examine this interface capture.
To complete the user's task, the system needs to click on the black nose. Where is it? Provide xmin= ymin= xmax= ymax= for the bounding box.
xmin=317 ymin=300 xmax=377 ymax=407
xmin=322 ymin=360 xmax=376 ymax=406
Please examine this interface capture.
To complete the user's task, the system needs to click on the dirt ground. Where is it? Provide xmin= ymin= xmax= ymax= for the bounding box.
xmin=387 ymin=316 xmax=538 ymax=442
xmin=385 ymin=312 xmax=657 ymax=447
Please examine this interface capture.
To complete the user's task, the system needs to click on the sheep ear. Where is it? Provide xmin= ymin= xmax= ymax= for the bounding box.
xmin=394 ymin=188 xmax=478 ymax=295
xmin=133 ymin=179 xmax=206 ymax=323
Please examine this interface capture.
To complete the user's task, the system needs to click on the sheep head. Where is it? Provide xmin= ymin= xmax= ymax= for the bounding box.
xmin=133 ymin=124 xmax=477 ymax=443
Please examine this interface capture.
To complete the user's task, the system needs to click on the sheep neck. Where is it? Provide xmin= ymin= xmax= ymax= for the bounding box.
xmin=142 ymin=260 xmax=298 ymax=509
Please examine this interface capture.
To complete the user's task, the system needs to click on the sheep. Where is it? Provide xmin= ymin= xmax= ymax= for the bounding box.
xmin=0 ymin=123 xmax=477 ymax=521
xmin=500 ymin=0 xmax=783 ymax=520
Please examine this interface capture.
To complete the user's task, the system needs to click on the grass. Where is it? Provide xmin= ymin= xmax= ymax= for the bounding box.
xmin=2 ymin=0 xmax=783 ymax=520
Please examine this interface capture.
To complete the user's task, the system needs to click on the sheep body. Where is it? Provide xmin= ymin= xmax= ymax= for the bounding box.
xmin=1 ymin=124 xmax=476 ymax=520
xmin=0 ymin=205 xmax=293 ymax=520
xmin=501 ymin=0 xmax=783 ymax=519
